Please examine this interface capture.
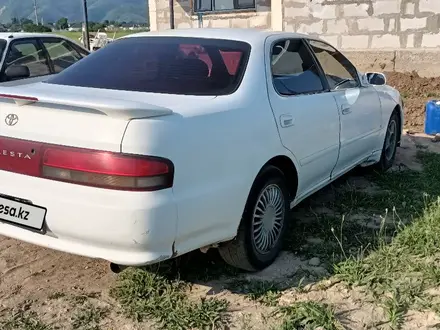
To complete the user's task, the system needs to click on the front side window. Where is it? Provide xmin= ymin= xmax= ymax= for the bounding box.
xmin=41 ymin=38 xmax=83 ymax=73
xmin=46 ymin=37 xmax=251 ymax=96
xmin=271 ymin=39 xmax=324 ymax=96
xmin=195 ymin=0 xmax=255 ymax=12
xmin=4 ymin=39 xmax=51 ymax=78
xmin=308 ymin=40 xmax=359 ymax=90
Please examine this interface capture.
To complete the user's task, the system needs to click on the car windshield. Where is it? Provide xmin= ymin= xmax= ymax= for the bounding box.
xmin=45 ymin=36 xmax=251 ymax=96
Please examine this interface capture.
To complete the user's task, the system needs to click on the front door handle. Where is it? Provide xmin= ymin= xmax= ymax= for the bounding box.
xmin=341 ymin=104 xmax=352 ymax=115
xmin=280 ymin=114 xmax=294 ymax=127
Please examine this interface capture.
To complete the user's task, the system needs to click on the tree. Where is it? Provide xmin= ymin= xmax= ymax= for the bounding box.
xmin=9 ymin=17 xmax=21 ymax=32
xmin=23 ymin=23 xmax=52 ymax=33
xmin=20 ymin=18 xmax=33 ymax=26
xmin=89 ymin=22 xmax=106 ymax=32
xmin=56 ymin=17 xmax=69 ymax=30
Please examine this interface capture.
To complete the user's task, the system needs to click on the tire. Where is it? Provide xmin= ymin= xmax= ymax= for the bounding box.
xmin=218 ymin=166 xmax=290 ymax=272
xmin=374 ymin=111 xmax=400 ymax=172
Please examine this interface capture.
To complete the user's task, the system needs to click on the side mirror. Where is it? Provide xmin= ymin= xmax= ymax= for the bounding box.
xmin=365 ymin=72 xmax=386 ymax=86
xmin=5 ymin=65 xmax=30 ymax=81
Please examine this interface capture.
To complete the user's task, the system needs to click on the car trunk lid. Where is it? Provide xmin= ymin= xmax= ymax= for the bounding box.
xmin=0 ymin=83 xmax=176 ymax=178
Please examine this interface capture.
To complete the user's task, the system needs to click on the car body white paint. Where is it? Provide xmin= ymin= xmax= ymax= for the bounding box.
xmin=0 ymin=29 xmax=403 ymax=266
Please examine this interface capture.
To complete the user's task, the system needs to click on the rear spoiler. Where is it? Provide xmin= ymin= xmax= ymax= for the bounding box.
xmin=0 ymin=89 xmax=173 ymax=121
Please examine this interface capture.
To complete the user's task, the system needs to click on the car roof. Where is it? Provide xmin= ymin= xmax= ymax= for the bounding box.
xmin=0 ymin=32 xmax=89 ymax=51
xmin=124 ymin=28 xmax=325 ymax=45
xmin=0 ymin=32 xmax=73 ymax=40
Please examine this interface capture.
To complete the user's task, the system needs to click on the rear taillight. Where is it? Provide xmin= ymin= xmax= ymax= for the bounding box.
xmin=41 ymin=145 xmax=173 ymax=191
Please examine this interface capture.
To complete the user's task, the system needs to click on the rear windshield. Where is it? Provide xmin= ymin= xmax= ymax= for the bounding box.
xmin=45 ymin=36 xmax=251 ymax=96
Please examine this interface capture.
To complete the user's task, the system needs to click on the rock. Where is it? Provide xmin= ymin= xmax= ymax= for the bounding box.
xmin=308 ymin=257 xmax=321 ymax=266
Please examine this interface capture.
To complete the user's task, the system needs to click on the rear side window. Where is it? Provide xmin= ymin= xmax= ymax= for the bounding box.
xmin=41 ymin=38 xmax=84 ymax=73
xmin=0 ymin=39 xmax=6 ymax=59
xmin=271 ymin=39 xmax=324 ymax=96
xmin=46 ymin=37 xmax=251 ymax=96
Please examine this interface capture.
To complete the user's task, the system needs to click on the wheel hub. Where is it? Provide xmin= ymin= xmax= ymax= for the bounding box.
xmin=251 ymin=184 xmax=285 ymax=255
xmin=262 ymin=205 xmax=276 ymax=231
xmin=385 ymin=119 xmax=397 ymax=161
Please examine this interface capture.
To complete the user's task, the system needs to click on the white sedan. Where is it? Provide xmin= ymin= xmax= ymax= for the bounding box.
xmin=0 ymin=28 xmax=403 ymax=272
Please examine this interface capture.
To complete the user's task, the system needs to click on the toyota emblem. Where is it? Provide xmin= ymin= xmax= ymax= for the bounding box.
xmin=5 ymin=114 xmax=18 ymax=126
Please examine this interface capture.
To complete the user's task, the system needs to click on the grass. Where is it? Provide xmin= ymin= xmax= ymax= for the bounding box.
xmin=238 ymin=313 xmax=254 ymax=330
xmin=288 ymin=152 xmax=440 ymax=256
xmin=47 ymin=292 xmax=66 ymax=300
xmin=0 ymin=311 xmax=52 ymax=330
xmin=110 ymin=268 xmax=230 ymax=330
xmin=71 ymin=303 xmax=110 ymax=330
xmin=328 ymin=151 xmax=440 ymax=326
xmin=275 ymin=150 xmax=440 ymax=328
xmin=53 ymin=30 xmax=143 ymax=42
xmin=383 ymin=292 xmax=406 ymax=329
xmin=425 ymin=92 xmax=440 ymax=98
xmin=276 ymin=301 xmax=344 ymax=330
xmin=69 ymin=292 xmax=101 ymax=306
xmin=334 ymin=198 xmax=440 ymax=317
xmin=227 ymin=279 xmax=281 ymax=306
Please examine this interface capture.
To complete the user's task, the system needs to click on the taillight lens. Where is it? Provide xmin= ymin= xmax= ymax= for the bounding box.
xmin=41 ymin=146 xmax=173 ymax=191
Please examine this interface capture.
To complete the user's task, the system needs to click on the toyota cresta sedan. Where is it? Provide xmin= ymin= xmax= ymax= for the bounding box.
xmin=0 ymin=28 xmax=403 ymax=272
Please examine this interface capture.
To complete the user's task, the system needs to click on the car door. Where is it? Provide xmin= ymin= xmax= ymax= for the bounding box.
xmin=306 ymin=39 xmax=382 ymax=177
xmin=0 ymin=38 xmax=51 ymax=82
xmin=39 ymin=37 xmax=88 ymax=74
xmin=266 ymin=37 xmax=341 ymax=197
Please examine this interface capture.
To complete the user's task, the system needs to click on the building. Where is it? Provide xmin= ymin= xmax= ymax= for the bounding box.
xmin=148 ymin=0 xmax=440 ymax=76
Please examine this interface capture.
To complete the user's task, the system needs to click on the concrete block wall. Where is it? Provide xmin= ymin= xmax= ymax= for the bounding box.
xmin=344 ymin=49 xmax=440 ymax=77
xmin=148 ymin=0 xmax=440 ymax=76
xmin=283 ymin=0 xmax=440 ymax=50
xmin=149 ymin=0 xmax=271 ymax=31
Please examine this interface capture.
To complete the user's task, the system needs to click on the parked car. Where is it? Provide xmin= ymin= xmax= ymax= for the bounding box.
xmin=0 ymin=29 xmax=403 ymax=273
xmin=0 ymin=32 xmax=89 ymax=86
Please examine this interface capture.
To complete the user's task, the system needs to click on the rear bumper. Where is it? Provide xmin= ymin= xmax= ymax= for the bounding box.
xmin=0 ymin=171 xmax=178 ymax=266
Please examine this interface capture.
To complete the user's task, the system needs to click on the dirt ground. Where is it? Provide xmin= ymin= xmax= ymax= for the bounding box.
xmin=1 ymin=72 xmax=440 ymax=330
xmin=386 ymin=71 xmax=440 ymax=132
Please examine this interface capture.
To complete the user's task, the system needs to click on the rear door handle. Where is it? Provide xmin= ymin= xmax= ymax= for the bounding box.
xmin=341 ymin=104 xmax=352 ymax=115
xmin=280 ymin=114 xmax=294 ymax=128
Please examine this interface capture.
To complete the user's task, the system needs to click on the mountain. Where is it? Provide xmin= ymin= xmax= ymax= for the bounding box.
xmin=0 ymin=0 xmax=148 ymax=24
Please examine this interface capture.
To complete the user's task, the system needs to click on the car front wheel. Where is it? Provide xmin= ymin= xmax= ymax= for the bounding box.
xmin=218 ymin=166 xmax=290 ymax=272
xmin=375 ymin=111 xmax=400 ymax=171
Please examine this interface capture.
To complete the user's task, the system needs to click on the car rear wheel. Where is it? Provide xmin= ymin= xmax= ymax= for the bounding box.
xmin=374 ymin=112 xmax=400 ymax=171
xmin=218 ymin=166 xmax=290 ymax=272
